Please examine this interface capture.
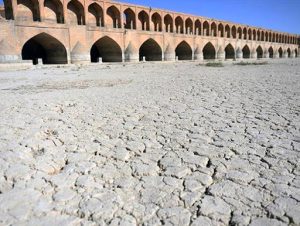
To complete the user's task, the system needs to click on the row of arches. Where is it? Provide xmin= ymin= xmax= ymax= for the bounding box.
xmin=20 ymin=33 xmax=298 ymax=65
xmin=5 ymin=0 xmax=298 ymax=44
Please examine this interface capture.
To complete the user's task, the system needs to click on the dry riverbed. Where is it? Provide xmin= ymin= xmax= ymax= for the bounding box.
xmin=0 ymin=59 xmax=300 ymax=226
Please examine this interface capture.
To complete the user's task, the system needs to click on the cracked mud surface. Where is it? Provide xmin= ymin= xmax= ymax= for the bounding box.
xmin=0 ymin=60 xmax=299 ymax=226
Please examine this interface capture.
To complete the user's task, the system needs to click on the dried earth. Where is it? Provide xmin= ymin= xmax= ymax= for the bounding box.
xmin=0 ymin=59 xmax=300 ymax=226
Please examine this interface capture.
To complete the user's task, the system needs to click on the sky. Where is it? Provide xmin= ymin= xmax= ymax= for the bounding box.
xmin=118 ymin=0 xmax=300 ymax=34
xmin=1 ymin=0 xmax=299 ymax=34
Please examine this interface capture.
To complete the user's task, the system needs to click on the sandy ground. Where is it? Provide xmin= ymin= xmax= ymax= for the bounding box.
xmin=0 ymin=59 xmax=300 ymax=226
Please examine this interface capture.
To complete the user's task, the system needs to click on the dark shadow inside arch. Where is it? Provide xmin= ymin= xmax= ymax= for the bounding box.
xmin=287 ymin=48 xmax=291 ymax=58
xmin=203 ymin=42 xmax=216 ymax=60
xmin=175 ymin=41 xmax=192 ymax=60
xmin=295 ymin=49 xmax=298 ymax=58
xmin=256 ymin=46 xmax=263 ymax=59
xmin=139 ymin=39 xmax=162 ymax=61
xmin=22 ymin=33 xmax=67 ymax=65
xmin=268 ymin=47 xmax=274 ymax=58
xmin=278 ymin=48 xmax=283 ymax=58
xmin=242 ymin=45 xmax=250 ymax=59
xmin=225 ymin=44 xmax=235 ymax=59
xmin=90 ymin=36 xmax=122 ymax=63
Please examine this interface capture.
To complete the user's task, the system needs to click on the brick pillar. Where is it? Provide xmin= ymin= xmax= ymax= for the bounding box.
xmin=38 ymin=0 xmax=44 ymax=22
xmin=120 ymin=5 xmax=124 ymax=29
xmin=63 ymin=0 xmax=68 ymax=24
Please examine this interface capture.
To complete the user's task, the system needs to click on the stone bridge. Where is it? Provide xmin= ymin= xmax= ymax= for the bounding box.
xmin=0 ymin=0 xmax=299 ymax=64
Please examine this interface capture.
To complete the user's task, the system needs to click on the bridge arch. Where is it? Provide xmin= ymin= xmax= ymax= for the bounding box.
xmin=44 ymin=0 xmax=63 ymax=23
xmin=107 ymin=5 xmax=121 ymax=28
xmin=175 ymin=16 xmax=184 ymax=34
xmin=138 ymin=10 xmax=149 ymax=31
xmin=211 ymin=22 xmax=217 ymax=37
xmin=164 ymin=14 xmax=173 ymax=32
xmin=21 ymin=32 xmax=67 ymax=64
xmin=218 ymin=23 xmax=224 ymax=37
xmin=278 ymin=47 xmax=283 ymax=58
xmin=16 ymin=0 xmax=40 ymax=21
xmin=67 ymin=0 xmax=85 ymax=25
xmin=268 ymin=47 xmax=274 ymax=58
xmin=237 ymin=27 xmax=242 ymax=39
xmin=225 ymin=43 xmax=235 ymax=59
xmin=88 ymin=3 xmax=104 ymax=27
xmin=195 ymin=20 xmax=201 ymax=35
xmin=151 ymin=12 xmax=162 ymax=32
xmin=203 ymin=42 xmax=216 ymax=59
xmin=175 ymin=41 xmax=192 ymax=60
xmin=139 ymin=39 xmax=162 ymax=61
xmin=287 ymin=48 xmax=291 ymax=58
xmin=232 ymin=26 xmax=237 ymax=39
xmin=123 ymin=8 xmax=136 ymax=29
xmin=90 ymin=36 xmax=122 ymax=62
xmin=225 ymin=24 xmax=230 ymax=38
xmin=185 ymin=18 xmax=193 ymax=34
xmin=203 ymin=21 xmax=209 ymax=36
xmin=242 ymin=45 xmax=250 ymax=59
xmin=256 ymin=46 xmax=263 ymax=58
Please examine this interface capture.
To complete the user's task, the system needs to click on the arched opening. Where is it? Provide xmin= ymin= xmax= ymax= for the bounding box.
xmin=139 ymin=39 xmax=162 ymax=61
xmin=237 ymin=27 xmax=242 ymax=39
xmin=175 ymin=16 xmax=183 ymax=34
xmin=275 ymin=34 xmax=279 ymax=43
xmin=138 ymin=10 xmax=149 ymax=31
xmin=278 ymin=47 xmax=283 ymax=58
xmin=278 ymin=34 xmax=282 ymax=43
xmin=185 ymin=18 xmax=193 ymax=34
xmin=272 ymin=34 xmax=275 ymax=42
xmin=151 ymin=12 xmax=162 ymax=32
xmin=3 ymin=0 xmax=14 ymax=20
xmin=225 ymin=25 xmax=230 ymax=38
xmin=225 ymin=44 xmax=235 ymax=59
xmin=232 ymin=26 xmax=237 ymax=39
xmin=44 ymin=0 xmax=64 ymax=23
xmin=257 ymin=30 xmax=260 ymax=41
xmin=242 ymin=45 xmax=250 ymax=59
xmin=268 ymin=47 xmax=274 ymax=58
xmin=123 ymin=8 xmax=136 ymax=29
xmin=16 ymin=0 xmax=40 ymax=21
xmin=253 ymin=30 xmax=256 ymax=41
xmin=218 ymin=24 xmax=224 ymax=37
xmin=248 ymin=29 xmax=252 ymax=40
xmin=22 ymin=33 xmax=67 ymax=64
xmin=164 ymin=14 xmax=173 ymax=33
xmin=211 ymin=22 xmax=217 ymax=37
xmin=295 ymin=49 xmax=298 ymax=58
xmin=203 ymin=42 xmax=216 ymax=60
xmin=243 ymin=28 xmax=247 ymax=40
xmin=256 ymin=46 xmax=263 ymax=59
xmin=88 ymin=3 xmax=103 ymax=27
xmin=265 ymin=32 xmax=268 ymax=42
xmin=175 ymin=41 xmax=192 ymax=60
xmin=90 ymin=36 xmax=122 ymax=63
xmin=67 ymin=0 xmax=84 ymax=25
xmin=107 ymin=6 xmax=121 ymax=28
xmin=203 ymin=21 xmax=209 ymax=36
xmin=261 ymin=31 xmax=264 ymax=41
xmin=287 ymin=48 xmax=291 ymax=58
xmin=195 ymin=20 xmax=201 ymax=35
